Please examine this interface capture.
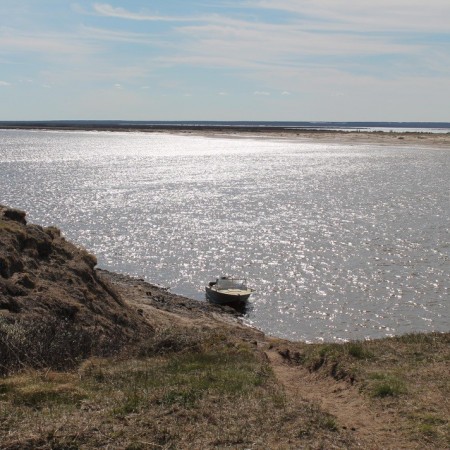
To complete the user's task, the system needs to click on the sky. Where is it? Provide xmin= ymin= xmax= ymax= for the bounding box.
xmin=0 ymin=1 xmax=449 ymax=121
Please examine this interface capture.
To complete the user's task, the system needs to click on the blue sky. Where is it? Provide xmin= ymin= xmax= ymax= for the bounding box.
xmin=0 ymin=1 xmax=449 ymax=121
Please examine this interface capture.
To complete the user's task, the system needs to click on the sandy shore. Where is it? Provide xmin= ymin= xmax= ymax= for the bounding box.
xmin=1 ymin=123 xmax=449 ymax=148
xmin=174 ymin=128 xmax=450 ymax=148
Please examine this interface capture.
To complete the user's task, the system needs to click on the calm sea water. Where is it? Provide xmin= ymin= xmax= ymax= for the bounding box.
xmin=1 ymin=129 xmax=448 ymax=342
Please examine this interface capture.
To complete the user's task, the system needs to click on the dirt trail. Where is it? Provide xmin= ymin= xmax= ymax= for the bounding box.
xmin=265 ymin=349 xmax=416 ymax=449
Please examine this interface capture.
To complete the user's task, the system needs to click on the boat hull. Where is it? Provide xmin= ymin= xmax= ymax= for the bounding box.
xmin=205 ymin=286 xmax=251 ymax=307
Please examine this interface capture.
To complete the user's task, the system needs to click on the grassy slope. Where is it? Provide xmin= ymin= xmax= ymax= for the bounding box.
xmin=0 ymin=327 xmax=354 ymax=449
xmin=1 ymin=329 xmax=448 ymax=449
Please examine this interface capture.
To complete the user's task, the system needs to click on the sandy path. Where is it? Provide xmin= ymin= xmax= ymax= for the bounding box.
xmin=265 ymin=348 xmax=416 ymax=449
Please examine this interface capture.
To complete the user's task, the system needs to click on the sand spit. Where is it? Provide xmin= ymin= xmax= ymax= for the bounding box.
xmin=1 ymin=122 xmax=449 ymax=149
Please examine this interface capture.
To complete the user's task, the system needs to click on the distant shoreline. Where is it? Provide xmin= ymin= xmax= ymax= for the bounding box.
xmin=1 ymin=122 xmax=449 ymax=148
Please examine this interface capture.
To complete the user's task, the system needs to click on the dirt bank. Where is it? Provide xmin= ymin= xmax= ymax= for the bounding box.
xmin=0 ymin=205 xmax=153 ymax=372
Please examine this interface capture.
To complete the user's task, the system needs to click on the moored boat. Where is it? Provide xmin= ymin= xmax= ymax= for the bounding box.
xmin=205 ymin=276 xmax=254 ymax=308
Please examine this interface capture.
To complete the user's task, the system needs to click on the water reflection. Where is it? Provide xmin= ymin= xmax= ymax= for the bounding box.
xmin=1 ymin=129 xmax=448 ymax=342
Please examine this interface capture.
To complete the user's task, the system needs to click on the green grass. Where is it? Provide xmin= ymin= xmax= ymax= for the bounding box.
xmin=2 ymin=302 xmax=448 ymax=449
xmin=366 ymin=373 xmax=407 ymax=397
xmin=345 ymin=342 xmax=374 ymax=359
xmin=80 ymin=347 xmax=272 ymax=414
xmin=315 ymin=341 xmax=374 ymax=361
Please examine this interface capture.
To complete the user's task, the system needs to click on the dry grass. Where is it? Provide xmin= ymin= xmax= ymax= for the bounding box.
xmin=1 ymin=327 xmax=448 ymax=448
xmin=0 ymin=315 xmax=108 ymax=375
xmin=1 ymin=205 xmax=154 ymax=377
xmin=0 ymin=327 xmax=355 ymax=449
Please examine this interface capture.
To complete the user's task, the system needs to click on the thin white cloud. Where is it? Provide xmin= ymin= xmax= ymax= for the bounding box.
xmin=177 ymin=21 xmax=420 ymax=59
xmin=92 ymin=3 xmax=262 ymax=27
xmin=1 ymin=0 xmax=447 ymax=122
xmin=93 ymin=3 xmax=196 ymax=22
xmin=40 ymin=64 xmax=152 ymax=86
xmin=0 ymin=28 xmax=94 ymax=56
xmin=162 ymin=19 xmax=422 ymax=85
xmin=0 ymin=81 xmax=11 ymax=86
xmin=156 ymin=55 xmax=270 ymax=70
xmin=80 ymin=25 xmax=164 ymax=45
xmin=147 ymin=0 xmax=450 ymax=98
xmin=247 ymin=0 xmax=450 ymax=33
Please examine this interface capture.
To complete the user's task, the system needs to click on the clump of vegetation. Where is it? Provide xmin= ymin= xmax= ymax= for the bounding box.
xmin=80 ymin=248 xmax=98 ymax=268
xmin=0 ymin=219 xmax=26 ymax=236
xmin=280 ymin=339 xmax=375 ymax=382
xmin=137 ymin=327 xmax=205 ymax=357
xmin=345 ymin=342 xmax=374 ymax=360
xmin=412 ymin=413 xmax=448 ymax=438
xmin=2 ymin=208 xmax=26 ymax=224
xmin=366 ymin=373 xmax=407 ymax=397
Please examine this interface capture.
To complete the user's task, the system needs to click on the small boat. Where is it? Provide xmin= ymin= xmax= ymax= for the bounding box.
xmin=205 ymin=276 xmax=254 ymax=308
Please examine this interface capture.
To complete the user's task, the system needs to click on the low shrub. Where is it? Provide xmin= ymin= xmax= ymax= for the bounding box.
xmin=367 ymin=373 xmax=407 ymax=397
xmin=0 ymin=315 xmax=103 ymax=375
xmin=345 ymin=342 xmax=374 ymax=360
xmin=137 ymin=327 xmax=203 ymax=357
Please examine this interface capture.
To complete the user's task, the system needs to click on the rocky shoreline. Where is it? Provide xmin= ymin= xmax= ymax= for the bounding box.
xmin=97 ymin=268 xmax=241 ymax=317
xmin=96 ymin=268 xmax=261 ymax=339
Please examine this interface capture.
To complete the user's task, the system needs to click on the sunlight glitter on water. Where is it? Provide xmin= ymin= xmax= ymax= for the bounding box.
xmin=1 ymin=129 xmax=448 ymax=342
